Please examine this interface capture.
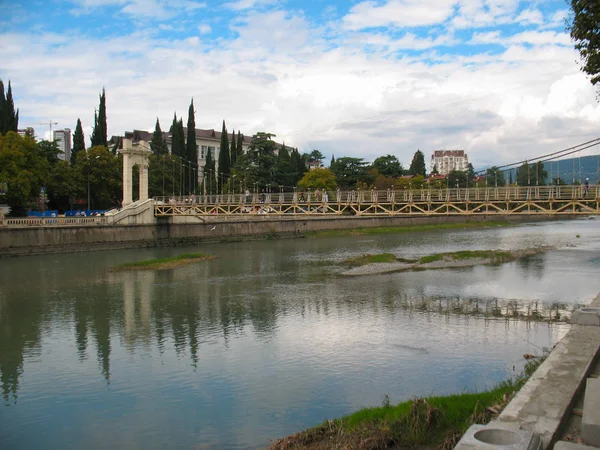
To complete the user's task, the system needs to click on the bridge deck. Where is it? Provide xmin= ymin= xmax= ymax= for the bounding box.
xmin=155 ymin=186 xmax=600 ymax=217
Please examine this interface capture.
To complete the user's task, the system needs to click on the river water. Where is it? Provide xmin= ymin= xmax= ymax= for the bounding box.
xmin=1 ymin=219 xmax=600 ymax=449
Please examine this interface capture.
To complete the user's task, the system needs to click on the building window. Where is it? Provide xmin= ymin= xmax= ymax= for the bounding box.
xmin=200 ymin=146 xmax=208 ymax=159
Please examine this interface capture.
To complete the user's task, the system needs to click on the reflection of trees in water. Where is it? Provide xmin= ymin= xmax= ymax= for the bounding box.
xmin=0 ymin=293 xmax=43 ymax=405
xmin=517 ymin=255 xmax=546 ymax=280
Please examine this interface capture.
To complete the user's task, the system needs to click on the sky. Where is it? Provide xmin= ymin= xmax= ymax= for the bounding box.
xmin=1 ymin=0 xmax=599 ymax=170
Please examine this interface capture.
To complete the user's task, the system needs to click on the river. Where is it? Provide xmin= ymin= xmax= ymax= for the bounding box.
xmin=1 ymin=218 xmax=599 ymax=449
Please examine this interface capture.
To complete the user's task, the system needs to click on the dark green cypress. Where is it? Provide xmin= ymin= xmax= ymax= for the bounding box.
xmin=0 ymin=80 xmax=6 ymax=134
xmin=218 ymin=120 xmax=230 ymax=187
xmin=91 ymin=88 xmax=107 ymax=147
xmin=150 ymin=118 xmax=168 ymax=156
xmin=237 ymin=131 xmax=244 ymax=159
xmin=72 ymin=118 xmax=85 ymax=165
xmin=230 ymin=128 xmax=237 ymax=167
xmin=186 ymin=99 xmax=197 ymax=164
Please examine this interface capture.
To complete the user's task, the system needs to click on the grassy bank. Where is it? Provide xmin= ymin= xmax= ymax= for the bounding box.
xmin=419 ymin=250 xmax=514 ymax=264
xmin=114 ymin=252 xmax=215 ymax=271
xmin=305 ymin=221 xmax=515 ymax=238
xmin=269 ymin=356 xmax=545 ymax=450
xmin=346 ymin=253 xmax=412 ymax=266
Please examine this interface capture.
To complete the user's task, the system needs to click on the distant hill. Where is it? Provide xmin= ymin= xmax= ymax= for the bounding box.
xmin=504 ymin=155 xmax=600 ymax=184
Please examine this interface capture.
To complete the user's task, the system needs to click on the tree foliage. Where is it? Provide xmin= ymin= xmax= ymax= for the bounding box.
xmin=202 ymin=147 xmax=216 ymax=194
xmin=408 ymin=150 xmax=426 ymax=177
xmin=0 ymin=80 xmax=19 ymax=134
xmin=330 ymin=157 xmax=373 ymax=189
xmin=447 ymin=170 xmax=468 ymax=188
xmin=297 ymin=167 xmax=337 ymax=191
xmin=186 ymin=100 xmax=197 ymax=191
xmin=218 ymin=120 xmax=231 ymax=187
xmin=485 ymin=166 xmax=506 ymax=186
xmin=72 ymin=118 xmax=85 ymax=165
xmin=150 ymin=118 xmax=168 ymax=156
xmin=170 ymin=113 xmax=185 ymax=157
xmin=568 ymin=0 xmax=600 ymax=95
xmin=372 ymin=154 xmax=403 ymax=178
xmin=90 ymin=88 xmax=107 ymax=148
xmin=516 ymin=162 xmax=547 ymax=186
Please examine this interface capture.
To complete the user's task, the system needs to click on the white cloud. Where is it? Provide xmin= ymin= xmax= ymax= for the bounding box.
xmin=342 ymin=0 xmax=457 ymax=30
xmin=223 ymin=0 xmax=277 ymax=11
xmin=198 ymin=24 xmax=211 ymax=35
xmin=69 ymin=0 xmax=206 ymax=19
xmin=3 ymin=3 xmax=600 ymax=169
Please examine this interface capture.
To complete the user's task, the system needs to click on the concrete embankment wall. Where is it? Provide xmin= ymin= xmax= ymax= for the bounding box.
xmin=0 ymin=214 xmax=563 ymax=257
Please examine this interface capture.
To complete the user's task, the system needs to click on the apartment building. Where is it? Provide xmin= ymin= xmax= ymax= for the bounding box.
xmin=430 ymin=150 xmax=469 ymax=175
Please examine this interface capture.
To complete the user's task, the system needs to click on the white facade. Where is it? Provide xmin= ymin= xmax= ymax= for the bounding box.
xmin=430 ymin=150 xmax=469 ymax=175
xmin=53 ymin=128 xmax=72 ymax=162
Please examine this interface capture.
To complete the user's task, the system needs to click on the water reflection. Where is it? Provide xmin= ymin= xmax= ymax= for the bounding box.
xmin=0 ymin=219 xmax=599 ymax=449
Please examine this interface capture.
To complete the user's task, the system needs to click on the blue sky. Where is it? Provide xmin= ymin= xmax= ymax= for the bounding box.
xmin=1 ymin=0 xmax=598 ymax=169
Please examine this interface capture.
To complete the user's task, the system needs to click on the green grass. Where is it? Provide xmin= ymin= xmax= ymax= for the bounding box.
xmin=419 ymin=250 xmax=514 ymax=265
xmin=269 ymin=355 xmax=546 ymax=449
xmin=115 ymin=253 xmax=213 ymax=270
xmin=305 ymin=221 xmax=514 ymax=238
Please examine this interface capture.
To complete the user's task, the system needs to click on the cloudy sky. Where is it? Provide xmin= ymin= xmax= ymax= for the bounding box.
xmin=1 ymin=0 xmax=599 ymax=169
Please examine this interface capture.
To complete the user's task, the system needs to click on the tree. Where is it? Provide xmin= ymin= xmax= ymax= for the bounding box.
xmin=516 ymin=161 xmax=547 ymax=186
xmin=230 ymin=128 xmax=238 ymax=168
xmin=218 ymin=120 xmax=231 ymax=190
xmin=0 ymin=132 xmax=48 ymax=216
xmin=466 ymin=163 xmax=475 ymax=184
xmin=91 ymin=88 xmax=107 ymax=148
xmin=170 ymin=113 xmax=185 ymax=157
xmin=372 ymin=154 xmax=403 ymax=178
xmin=330 ymin=156 xmax=373 ymax=189
xmin=274 ymin=144 xmax=298 ymax=188
xmin=71 ymin=118 xmax=85 ymax=165
xmin=46 ymin=160 xmax=77 ymax=211
xmin=236 ymin=131 xmax=244 ymax=159
xmin=232 ymin=132 xmax=278 ymax=192
xmin=447 ymin=170 xmax=468 ymax=188
xmin=72 ymin=146 xmax=121 ymax=209
xmin=309 ymin=149 xmax=324 ymax=167
xmin=485 ymin=166 xmax=506 ymax=186
xmin=186 ymin=99 xmax=197 ymax=190
xmin=431 ymin=164 xmax=439 ymax=175
xmin=408 ymin=150 xmax=426 ymax=177
xmin=148 ymin=153 xmax=181 ymax=198
xmin=568 ymin=0 xmax=600 ymax=96
xmin=330 ymin=154 xmax=335 ymax=167
xmin=38 ymin=140 xmax=62 ymax=166
xmin=0 ymin=80 xmax=19 ymax=134
xmin=202 ymin=147 xmax=216 ymax=194
xmin=150 ymin=118 xmax=168 ymax=156
xmin=297 ymin=167 xmax=337 ymax=191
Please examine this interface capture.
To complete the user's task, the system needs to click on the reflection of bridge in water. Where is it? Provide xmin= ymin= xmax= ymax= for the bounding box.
xmin=155 ymin=185 xmax=600 ymax=217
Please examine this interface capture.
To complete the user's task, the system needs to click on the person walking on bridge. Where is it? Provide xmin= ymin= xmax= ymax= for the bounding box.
xmin=584 ymin=178 xmax=590 ymax=196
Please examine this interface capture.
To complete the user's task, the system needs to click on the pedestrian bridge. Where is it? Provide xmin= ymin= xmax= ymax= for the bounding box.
xmin=154 ymin=185 xmax=600 ymax=217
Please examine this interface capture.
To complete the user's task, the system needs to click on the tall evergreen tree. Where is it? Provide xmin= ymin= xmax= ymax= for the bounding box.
xmin=218 ymin=120 xmax=231 ymax=190
xmin=71 ymin=118 xmax=85 ymax=165
xmin=408 ymin=150 xmax=427 ymax=177
xmin=330 ymin=154 xmax=335 ymax=167
xmin=237 ymin=131 xmax=244 ymax=160
xmin=203 ymin=147 xmax=216 ymax=194
xmin=230 ymin=128 xmax=238 ymax=168
xmin=150 ymin=118 xmax=168 ymax=156
xmin=170 ymin=113 xmax=185 ymax=157
xmin=91 ymin=88 xmax=107 ymax=147
xmin=0 ymin=80 xmax=19 ymax=134
xmin=0 ymin=80 xmax=5 ymax=133
xmin=186 ymin=99 xmax=197 ymax=191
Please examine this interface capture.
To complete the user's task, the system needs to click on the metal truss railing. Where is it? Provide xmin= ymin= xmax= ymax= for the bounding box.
xmin=154 ymin=185 xmax=600 ymax=217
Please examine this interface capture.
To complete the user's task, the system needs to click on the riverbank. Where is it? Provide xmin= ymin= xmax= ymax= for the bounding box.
xmin=268 ymin=355 xmax=546 ymax=450
xmin=0 ymin=215 xmax=564 ymax=257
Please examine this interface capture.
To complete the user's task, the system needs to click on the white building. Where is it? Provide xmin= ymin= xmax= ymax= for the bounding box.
xmin=430 ymin=150 xmax=469 ymax=175
xmin=53 ymin=128 xmax=72 ymax=162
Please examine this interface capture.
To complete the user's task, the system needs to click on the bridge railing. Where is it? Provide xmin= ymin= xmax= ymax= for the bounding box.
xmin=153 ymin=185 xmax=599 ymax=206
xmin=0 ymin=216 xmax=110 ymax=227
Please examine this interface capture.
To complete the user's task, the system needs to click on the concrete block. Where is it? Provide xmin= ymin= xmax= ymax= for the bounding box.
xmin=582 ymin=377 xmax=600 ymax=447
xmin=553 ymin=442 xmax=598 ymax=450
xmin=455 ymin=424 xmax=541 ymax=449
xmin=571 ymin=308 xmax=600 ymax=326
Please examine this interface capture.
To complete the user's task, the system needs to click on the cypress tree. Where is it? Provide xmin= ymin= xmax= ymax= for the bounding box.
xmin=330 ymin=154 xmax=335 ymax=167
xmin=230 ymin=128 xmax=237 ymax=167
xmin=150 ymin=118 xmax=168 ymax=156
xmin=203 ymin=147 xmax=216 ymax=194
xmin=218 ymin=120 xmax=230 ymax=188
xmin=0 ymin=80 xmax=6 ymax=134
xmin=186 ymin=99 xmax=197 ymax=191
xmin=177 ymin=119 xmax=185 ymax=157
xmin=0 ymin=80 xmax=19 ymax=134
xmin=72 ymin=118 xmax=85 ymax=165
xmin=170 ymin=113 xmax=183 ymax=157
xmin=237 ymin=131 xmax=244 ymax=159
xmin=91 ymin=88 xmax=107 ymax=147
xmin=90 ymin=110 xmax=99 ymax=146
